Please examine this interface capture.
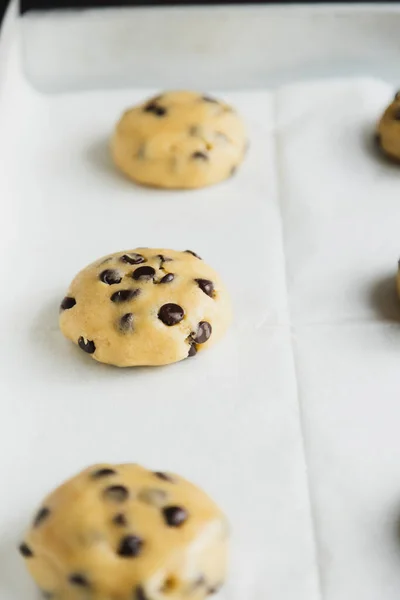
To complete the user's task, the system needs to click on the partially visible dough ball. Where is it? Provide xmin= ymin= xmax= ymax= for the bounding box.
xmin=59 ymin=248 xmax=232 ymax=367
xmin=111 ymin=90 xmax=247 ymax=189
xmin=377 ymin=91 xmax=400 ymax=161
xmin=19 ymin=464 xmax=228 ymax=600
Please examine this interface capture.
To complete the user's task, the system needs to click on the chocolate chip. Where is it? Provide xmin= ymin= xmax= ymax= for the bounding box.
xmin=208 ymin=584 xmax=222 ymax=595
xmin=185 ymin=250 xmax=202 ymax=259
xmin=120 ymin=313 xmax=134 ymax=332
xmin=154 ymin=471 xmax=174 ymax=482
xmin=103 ymin=485 xmax=129 ymax=502
xmin=133 ymin=266 xmax=156 ymax=281
xmin=192 ymin=151 xmax=209 ymax=161
xmin=144 ymin=102 xmax=167 ymax=117
xmin=192 ymin=321 xmax=212 ymax=344
xmin=138 ymin=488 xmax=167 ymax=506
xmin=92 ymin=468 xmax=117 ymax=479
xmin=188 ymin=343 xmax=197 ymax=357
xmin=120 ymin=253 xmax=146 ymax=265
xmin=230 ymin=165 xmax=237 ymax=176
xmin=69 ymin=574 xmax=89 ymax=587
xmin=157 ymin=254 xmax=173 ymax=263
xmin=113 ymin=513 xmax=127 ymax=526
xmin=159 ymin=273 xmax=175 ymax=284
xmin=189 ymin=125 xmax=201 ymax=136
xmin=375 ymin=132 xmax=382 ymax=147
xmin=135 ymin=585 xmax=149 ymax=600
xmin=195 ymin=278 xmax=214 ymax=298
xmin=111 ymin=289 xmax=140 ymax=303
xmin=60 ymin=297 xmax=76 ymax=311
xmin=395 ymin=91 xmax=400 ymax=101
xmin=100 ymin=269 xmax=122 ymax=285
xmin=137 ymin=144 xmax=146 ymax=159
xmin=34 ymin=507 xmax=50 ymax=528
xmin=19 ymin=543 xmax=33 ymax=558
xmin=158 ymin=303 xmax=184 ymax=326
xmin=202 ymin=95 xmax=218 ymax=103
xmin=162 ymin=506 xmax=188 ymax=527
xmin=78 ymin=337 xmax=96 ymax=354
xmin=117 ymin=535 xmax=143 ymax=557
xmin=394 ymin=108 xmax=400 ymax=121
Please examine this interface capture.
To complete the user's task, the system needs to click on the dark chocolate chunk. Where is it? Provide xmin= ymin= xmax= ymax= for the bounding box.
xmin=100 ymin=269 xmax=122 ymax=285
xmin=135 ymin=585 xmax=149 ymax=600
xmin=103 ymin=485 xmax=129 ymax=502
xmin=158 ymin=303 xmax=184 ymax=326
xmin=120 ymin=254 xmax=146 ymax=265
xmin=132 ymin=266 xmax=156 ymax=281
xmin=19 ymin=543 xmax=33 ymax=558
xmin=184 ymin=250 xmax=202 ymax=259
xmin=192 ymin=151 xmax=209 ymax=161
xmin=117 ymin=535 xmax=143 ymax=558
xmin=120 ymin=313 xmax=134 ymax=332
xmin=111 ymin=289 xmax=140 ymax=303
xmin=92 ymin=468 xmax=117 ymax=479
xmin=159 ymin=273 xmax=175 ymax=284
xmin=78 ymin=337 xmax=96 ymax=354
xmin=394 ymin=108 xmax=400 ymax=121
xmin=113 ymin=513 xmax=127 ymax=526
xmin=60 ymin=297 xmax=76 ymax=311
xmin=157 ymin=254 xmax=173 ymax=263
xmin=192 ymin=321 xmax=212 ymax=344
xmin=69 ymin=574 xmax=89 ymax=587
xmin=195 ymin=278 xmax=214 ymax=298
xmin=162 ymin=506 xmax=188 ymax=527
xmin=188 ymin=343 xmax=197 ymax=357
xmin=202 ymin=95 xmax=218 ymax=103
xmin=154 ymin=471 xmax=174 ymax=482
xmin=34 ymin=507 xmax=50 ymax=528
xmin=144 ymin=102 xmax=167 ymax=117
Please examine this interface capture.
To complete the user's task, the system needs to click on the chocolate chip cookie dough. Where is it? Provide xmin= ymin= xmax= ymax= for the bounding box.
xmin=376 ymin=91 xmax=400 ymax=161
xmin=111 ymin=90 xmax=247 ymax=189
xmin=19 ymin=463 xmax=229 ymax=600
xmin=59 ymin=248 xmax=232 ymax=367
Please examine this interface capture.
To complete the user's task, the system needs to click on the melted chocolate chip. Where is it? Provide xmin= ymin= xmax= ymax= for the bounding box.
xmin=100 ymin=269 xmax=122 ymax=285
xmin=69 ymin=574 xmax=89 ymax=587
xmin=158 ymin=303 xmax=184 ymax=326
xmin=144 ymin=102 xmax=167 ymax=117
xmin=92 ymin=468 xmax=117 ymax=479
xmin=188 ymin=343 xmax=197 ymax=357
xmin=120 ymin=313 xmax=134 ymax=332
xmin=34 ymin=507 xmax=50 ymax=528
xmin=103 ymin=485 xmax=129 ymax=502
xmin=185 ymin=250 xmax=202 ymax=259
xmin=162 ymin=506 xmax=188 ymax=527
xmin=60 ymin=297 xmax=76 ymax=311
xmin=19 ymin=543 xmax=33 ymax=558
xmin=154 ymin=471 xmax=174 ymax=482
xmin=159 ymin=273 xmax=175 ymax=284
xmin=120 ymin=253 xmax=146 ymax=265
xmin=195 ymin=278 xmax=214 ymax=298
xmin=132 ymin=266 xmax=156 ymax=281
xmin=135 ymin=585 xmax=149 ymax=600
xmin=113 ymin=513 xmax=127 ymax=526
xmin=117 ymin=535 xmax=143 ymax=557
xmin=111 ymin=289 xmax=140 ymax=303
xmin=192 ymin=151 xmax=209 ymax=161
xmin=78 ymin=337 xmax=96 ymax=354
xmin=202 ymin=95 xmax=218 ymax=103
xmin=192 ymin=321 xmax=212 ymax=344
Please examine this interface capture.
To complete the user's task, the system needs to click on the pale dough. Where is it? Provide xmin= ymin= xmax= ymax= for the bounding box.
xmin=377 ymin=92 xmax=400 ymax=161
xmin=111 ymin=90 xmax=247 ymax=189
xmin=19 ymin=463 xmax=228 ymax=600
xmin=59 ymin=248 xmax=232 ymax=367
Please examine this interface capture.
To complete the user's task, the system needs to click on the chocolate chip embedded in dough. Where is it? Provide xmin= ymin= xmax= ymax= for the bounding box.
xmin=144 ymin=102 xmax=167 ymax=117
xmin=103 ymin=485 xmax=129 ymax=502
xmin=33 ymin=507 xmax=50 ymax=528
xmin=154 ymin=471 xmax=174 ymax=483
xmin=78 ymin=337 xmax=96 ymax=354
xmin=119 ymin=313 xmax=134 ymax=333
xmin=158 ymin=303 xmax=184 ymax=326
xmin=188 ymin=343 xmax=197 ymax=357
xmin=19 ymin=543 xmax=34 ymax=558
xmin=192 ymin=322 xmax=212 ymax=344
xmin=195 ymin=278 xmax=214 ymax=298
xmin=393 ymin=108 xmax=400 ymax=121
xmin=120 ymin=253 xmax=146 ymax=265
xmin=117 ymin=535 xmax=143 ymax=558
xmin=202 ymin=96 xmax=219 ymax=103
xmin=91 ymin=468 xmax=117 ymax=479
xmin=159 ymin=273 xmax=175 ymax=284
xmin=132 ymin=266 xmax=156 ymax=281
xmin=60 ymin=297 xmax=76 ymax=311
xmin=113 ymin=513 xmax=128 ymax=527
xmin=111 ymin=289 xmax=140 ymax=303
xmin=157 ymin=254 xmax=173 ymax=263
xmin=184 ymin=250 xmax=202 ymax=259
xmin=69 ymin=574 xmax=89 ymax=587
xmin=192 ymin=151 xmax=209 ymax=161
xmin=208 ymin=583 xmax=222 ymax=595
xmin=395 ymin=91 xmax=400 ymax=101
xmin=99 ymin=269 xmax=122 ymax=285
xmin=135 ymin=585 xmax=149 ymax=600
xmin=162 ymin=506 xmax=188 ymax=527
xmin=230 ymin=165 xmax=237 ymax=176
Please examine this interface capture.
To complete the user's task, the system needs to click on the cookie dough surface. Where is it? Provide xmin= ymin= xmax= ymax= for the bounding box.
xmin=19 ymin=463 xmax=228 ymax=600
xmin=377 ymin=91 xmax=400 ymax=161
xmin=111 ymin=90 xmax=247 ymax=189
xmin=59 ymin=248 xmax=232 ymax=367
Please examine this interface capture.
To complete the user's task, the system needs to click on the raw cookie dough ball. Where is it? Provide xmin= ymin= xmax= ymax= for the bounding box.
xmin=376 ymin=91 xmax=400 ymax=161
xmin=111 ymin=90 xmax=247 ymax=189
xmin=19 ymin=463 xmax=229 ymax=600
xmin=59 ymin=248 xmax=232 ymax=367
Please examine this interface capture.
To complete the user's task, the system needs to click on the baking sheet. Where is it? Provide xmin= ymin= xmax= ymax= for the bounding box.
xmin=2 ymin=4 xmax=400 ymax=600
